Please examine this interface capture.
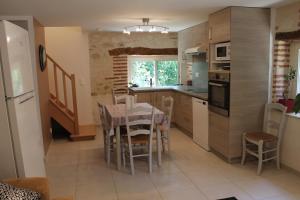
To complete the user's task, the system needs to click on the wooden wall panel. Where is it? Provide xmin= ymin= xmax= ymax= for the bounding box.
xmin=229 ymin=7 xmax=270 ymax=159
xmin=33 ymin=18 xmax=51 ymax=153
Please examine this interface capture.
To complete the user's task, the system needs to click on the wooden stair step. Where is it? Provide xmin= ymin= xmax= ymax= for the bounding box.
xmin=70 ymin=125 xmax=96 ymax=141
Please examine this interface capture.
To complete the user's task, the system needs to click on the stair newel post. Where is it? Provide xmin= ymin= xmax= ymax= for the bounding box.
xmin=71 ymin=74 xmax=79 ymax=135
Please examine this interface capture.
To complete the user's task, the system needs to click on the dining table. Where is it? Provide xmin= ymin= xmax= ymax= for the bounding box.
xmin=104 ymin=103 xmax=166 ymax=170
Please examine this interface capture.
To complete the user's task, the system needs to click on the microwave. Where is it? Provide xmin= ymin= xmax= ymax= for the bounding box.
xmin=215 ymin=42 xmax=230 ymax=61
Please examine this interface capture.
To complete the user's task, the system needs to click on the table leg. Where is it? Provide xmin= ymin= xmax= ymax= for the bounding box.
xmin=156 ymin=124 xmax=162 ymax=166
xmin=116 ymin=126 xmax=121 ymax=170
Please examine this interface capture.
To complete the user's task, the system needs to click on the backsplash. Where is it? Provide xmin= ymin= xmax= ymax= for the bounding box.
xmin=192 ymin=55 xmax=208 ymax=89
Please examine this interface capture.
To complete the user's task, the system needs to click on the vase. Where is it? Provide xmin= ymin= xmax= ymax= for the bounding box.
xmin=277 ymin=98 xmax=294 ymax=113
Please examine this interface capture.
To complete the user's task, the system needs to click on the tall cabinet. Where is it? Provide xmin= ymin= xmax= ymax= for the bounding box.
xmin=208 ymin=7 xmax=271 ymax=161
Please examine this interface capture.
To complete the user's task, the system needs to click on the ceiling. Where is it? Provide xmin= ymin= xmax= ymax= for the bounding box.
xmin=0 ymin=0 xmax=297 ymax=32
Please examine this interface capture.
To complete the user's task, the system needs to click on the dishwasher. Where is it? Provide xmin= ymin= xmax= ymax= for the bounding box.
xmin=192 ymin=97 xmax=210 ymax=151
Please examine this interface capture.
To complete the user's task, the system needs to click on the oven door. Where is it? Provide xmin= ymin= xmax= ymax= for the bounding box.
xmin=208 ymin=81 xmax=230 ymax=116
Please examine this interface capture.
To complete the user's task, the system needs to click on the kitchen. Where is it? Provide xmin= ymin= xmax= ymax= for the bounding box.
xmin=129 ymin=6 xmax=270 ymax=163
xmin=1 ymin=1 xmax=300 ymax=200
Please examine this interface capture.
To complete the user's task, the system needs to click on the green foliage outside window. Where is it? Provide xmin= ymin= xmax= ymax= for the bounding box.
xmin=130 ymin=61 xmax=155 ymax=87
xmin=130 ymin=59 xmax=178 ymax=87
xmin=157 ymin=61 xmax=178 ymax=86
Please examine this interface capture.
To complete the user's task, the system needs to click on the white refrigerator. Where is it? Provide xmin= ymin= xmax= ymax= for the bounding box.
xmin=0 ymin=20 xmax=46 ymax=179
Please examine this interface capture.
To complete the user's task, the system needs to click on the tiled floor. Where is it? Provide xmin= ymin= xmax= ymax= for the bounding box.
xmin=46 ymin=128 xmax=300 ymax=200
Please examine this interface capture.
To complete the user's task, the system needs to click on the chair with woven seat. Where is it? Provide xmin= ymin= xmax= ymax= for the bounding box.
xmin=159 ymin=96 xmax=174 ymax=153
xmin=241 ymin=103 xmax=287 ymax=175
xmin=121 ymin=104 xmax=155 ymax=175
xmin=112 ymin=87 xmax=128 ymax=104
xmin=98 ymin=103 xmax=115 ymax=166
xmin=114 ymin=94 xmax=137 ymax=105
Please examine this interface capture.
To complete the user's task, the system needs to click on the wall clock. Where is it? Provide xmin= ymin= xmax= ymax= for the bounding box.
xmin=39 ymin=45 xmax=47 ymax=72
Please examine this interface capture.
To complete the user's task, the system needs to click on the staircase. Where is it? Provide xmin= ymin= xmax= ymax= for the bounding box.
xmin=47 ymin=55 xmax=95 ymax=141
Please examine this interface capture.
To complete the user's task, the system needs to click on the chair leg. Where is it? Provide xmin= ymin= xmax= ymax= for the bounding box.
xmin=276 ymin=147 xmax=281 ymax=169
xmin=241 ymin=133 xmax=247 ymax=165
xmin=106 ymin=134 xmax=111 ymax=167
xmin=167 ymin=131 xmax=171 ymax=154
xmin=257 ymin=140 xmax=264 ymax=175
xmin=122 ymin=143 xmax=126 ymax=168
xmin=161 ymin=132 xmax=165 ymax=153
xmin=103 ymin=131 xmax=107 ymax=161
xmin=129 ymin=145 xmax=135 ymax=175
xmin=149 ymin=142 xmax=153 ymax=174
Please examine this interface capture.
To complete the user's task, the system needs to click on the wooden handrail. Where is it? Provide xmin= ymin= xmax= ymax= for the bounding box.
xmin=47 ymin=55 xmax=72 ymax=78
xmin=47 ymin=54 xmax=79 ymax=135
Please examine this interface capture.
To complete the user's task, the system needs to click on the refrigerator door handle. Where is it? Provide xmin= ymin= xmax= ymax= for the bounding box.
xmin=19 ymin=95 xmax=34 ymax=104
xmin=5 ymin=90 xmax=34 ymax=101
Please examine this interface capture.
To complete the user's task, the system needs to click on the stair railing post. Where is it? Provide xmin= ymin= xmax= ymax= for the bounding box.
xmin=71 ymin=74 xmax=79 ymax=135
xmin=53 ymin=64 xmax=59 ymax=101
xmin=63 ymin=72 xmax=68 ymax=108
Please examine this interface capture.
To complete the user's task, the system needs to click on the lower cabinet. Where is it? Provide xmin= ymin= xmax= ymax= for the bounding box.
xmin=174 ymin=92 xmax=193 ymax=136
xmin=209 ymin=111 xmax=229 ymax=158
xmin=135 ymin=92 xmax=155 ymax=105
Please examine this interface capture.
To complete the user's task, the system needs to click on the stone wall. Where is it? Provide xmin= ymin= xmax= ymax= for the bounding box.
xmin=88 ymin=31 xmax=177 ymax=123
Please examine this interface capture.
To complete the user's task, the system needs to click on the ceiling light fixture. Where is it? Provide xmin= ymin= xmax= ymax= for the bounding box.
xmin=123 ymin=18 xmax=169 ymax=35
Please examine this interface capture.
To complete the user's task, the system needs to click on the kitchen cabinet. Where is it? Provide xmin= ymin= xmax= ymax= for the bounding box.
xmin=135 ymin=92 xmax=155 ymax=105
xmin=174 ymin=92 xmax=193 ymax=136
xmin=208 ymin=7 xmax=270 ymax=161
xmin=208 ymin=8 xmax=231 ymax=44
xmin=209 ymin=111 xmax=229 ymax=158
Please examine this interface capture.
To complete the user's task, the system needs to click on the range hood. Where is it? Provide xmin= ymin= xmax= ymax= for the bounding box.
xmin=184 ymin=46 xmax=206 ymax=55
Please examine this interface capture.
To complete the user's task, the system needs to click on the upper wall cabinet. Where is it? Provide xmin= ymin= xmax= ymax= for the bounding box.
xmin=208 ymin=8 xmax=231 ymax=44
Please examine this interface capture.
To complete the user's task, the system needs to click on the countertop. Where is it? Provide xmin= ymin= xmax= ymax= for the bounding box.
xmin=129 ymin=86 xmax=208 ymax=101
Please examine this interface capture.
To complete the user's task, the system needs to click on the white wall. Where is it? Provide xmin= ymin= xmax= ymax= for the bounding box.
xmin=45 ymin=27 xmax=94 ymax=125
xmin=281 ymin=115 xmax=300 ymax=172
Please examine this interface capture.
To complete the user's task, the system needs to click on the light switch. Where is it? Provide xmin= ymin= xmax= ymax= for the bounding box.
xmin=195 ymin=72 xmax=199 ymax=77
xmin=79 ymin=78 xmax=85 ymax=86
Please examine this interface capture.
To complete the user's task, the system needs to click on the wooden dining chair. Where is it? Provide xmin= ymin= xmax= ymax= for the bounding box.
xmin=114 ymin=94 xmax=137 ymax=105
xmin=121 ymin=104 xmax=155 ymax=175
xmin=98 ymin=103 xmax=115 ymax=166
xmin=241 ymin=103 xmax=287 ymax=175
xmin=159 ymin=96 xmax=174 ymax=153
xmin=112 ymin=87 xmax=128 ymax=104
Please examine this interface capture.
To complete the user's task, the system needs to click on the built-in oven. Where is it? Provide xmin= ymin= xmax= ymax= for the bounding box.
xmin=208 ymin=80 xmax=230 ymax=116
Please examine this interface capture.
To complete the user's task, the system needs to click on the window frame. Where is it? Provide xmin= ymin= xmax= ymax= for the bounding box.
xmin=128 ymin=55 xmax=178 ymax=87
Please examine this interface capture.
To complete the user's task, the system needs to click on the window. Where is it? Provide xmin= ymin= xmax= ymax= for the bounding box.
xmin=290 ymin=41 xmax=300 ymax=95
xmin=128 ymin=56 xmax=178 ymax=87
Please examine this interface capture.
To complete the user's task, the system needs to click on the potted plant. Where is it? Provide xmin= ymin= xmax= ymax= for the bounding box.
xmin=278 ymin=66 xmax=296 ymax=112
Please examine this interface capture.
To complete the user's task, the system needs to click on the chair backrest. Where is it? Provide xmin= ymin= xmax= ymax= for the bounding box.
xmin=161 ymin=96 xmax=174 ymax=129
xmin=112 ymin=87 xmax=128 ymax=103
xmin=98 ymin=103 xmax=112 ymax=134
xmin=114 ymin=94 xmax=137 ymax=105
xmin=125 ymin=104 xmax=155 ymax=144
xmin=263 ymin=103 xmax=287 ymax=143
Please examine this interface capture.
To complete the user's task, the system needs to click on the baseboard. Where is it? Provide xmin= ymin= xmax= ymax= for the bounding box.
xmin=282 ymin=164 xmax=300 ymax=176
